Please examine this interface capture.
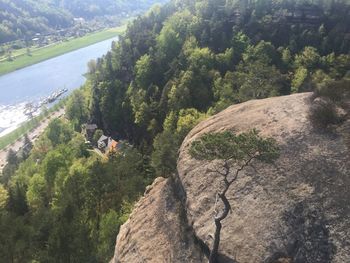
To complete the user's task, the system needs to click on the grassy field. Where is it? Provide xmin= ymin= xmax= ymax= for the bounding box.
xmin=0 ymin=25 xmax=126 ymax=76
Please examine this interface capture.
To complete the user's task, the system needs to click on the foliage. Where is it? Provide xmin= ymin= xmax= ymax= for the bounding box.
xmin=236 ymin=60 xmax=285 ymax=101
xmin=0 ymin=185 xmax=7 ymax=209
xmin=26 ymin=173 xmax=47 ymax=210
xmin=190 ymin=129 xmax=279 ymax=163
xmin=314 ymin=78 xmax=350 ymax=104
xmin=151 ymin=108 xmax=207 ymax=176
xmin=309 ymin=99 xmax=339 ymax=129
xmin=6 ymin=149 xmax=18 ymax=166
xmin=309 ymin=78 xmax=350 ymax=129
xmin=65 ymin=89 xmax=89 ymax=131
xmin=92 ymin=129 xmax=104 ymax=145
xmin=0 ymin=116 xmax=151 ymax=261
xmin=292 ymin=67 xmax=309 ymax=93
xmin=45 ymin=118 xmax=73 ymax=146
xmin=295 ymin=47 xmax=321 ymax=70
xmin=176 ymin=108 xmax=207 ymax=139
xmin=151 ymin=130 xmax=178 ymax=176
xmin=97 ymin=209 xmax=120 ymax=260
xmin=86 ymin=0 xmax=350 ymax=155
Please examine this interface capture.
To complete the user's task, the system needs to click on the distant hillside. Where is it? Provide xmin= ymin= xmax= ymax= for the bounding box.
xmin=0 ymin=0 xmax=72 ymax=43
xmin=0 ymin=0 xmax=168 ymax=44
xmin=56 ymin=0 xmax=169 ymax=18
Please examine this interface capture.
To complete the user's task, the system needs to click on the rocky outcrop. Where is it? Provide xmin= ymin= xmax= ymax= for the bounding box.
xmin=113 ymin=93 xmax=350 ymax=262
xmin=111 ymin=177 xmax=206 ymax=263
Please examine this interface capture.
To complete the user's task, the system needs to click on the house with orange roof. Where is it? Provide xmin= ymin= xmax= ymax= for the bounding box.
xmin=97 ymin=135 xmax=121 ymax=154
xmin=107 ymin=139 xmax=119 ymax=154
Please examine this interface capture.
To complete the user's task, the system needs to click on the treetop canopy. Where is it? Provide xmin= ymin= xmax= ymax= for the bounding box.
xmin=189 ymin=129 xmax=279 ymax=163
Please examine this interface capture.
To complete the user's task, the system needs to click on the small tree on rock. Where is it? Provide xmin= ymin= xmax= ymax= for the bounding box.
xmin=189 ymin=129 xmax=279 ymax=263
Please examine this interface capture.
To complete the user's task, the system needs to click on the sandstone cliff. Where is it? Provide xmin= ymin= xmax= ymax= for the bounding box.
xmin=112 ymin=93 xmax=350 ymax=263
xmin=111 ymin=177 xmax=206 ymax=263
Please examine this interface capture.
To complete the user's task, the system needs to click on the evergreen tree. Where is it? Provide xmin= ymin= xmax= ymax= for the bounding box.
xmin=189 ymin=130 xmax=279 ymax=263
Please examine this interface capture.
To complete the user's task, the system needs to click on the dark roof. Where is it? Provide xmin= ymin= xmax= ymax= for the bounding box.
xmin=85 ymin=124 xmax=98 ymax=130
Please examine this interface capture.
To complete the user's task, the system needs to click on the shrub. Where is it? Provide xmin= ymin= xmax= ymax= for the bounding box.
xmin=309 ymin=98 xmax=339 ymax=129
xmin=310 ymin=79 xmax=350 ymax=130
xmin=313 ymin=79 xmax=350 ymax=105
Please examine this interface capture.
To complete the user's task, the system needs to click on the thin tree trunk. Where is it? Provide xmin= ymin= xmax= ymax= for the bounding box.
xmin=208 ymin=160 xmax=253 ymax=262
xmin=209 ymin=217 xmax=222 ymax=263
xmin=209 ymin=191 xmax=231 ymax=263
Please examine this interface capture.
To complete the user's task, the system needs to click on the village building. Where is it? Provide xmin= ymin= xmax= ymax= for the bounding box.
xmin=81 ymin=124 xmax=123 ymax=155
xmin=97 ymin=135 xmax=109 ymax=149
xmin=97 ymin=135 xmax=120 ymax=154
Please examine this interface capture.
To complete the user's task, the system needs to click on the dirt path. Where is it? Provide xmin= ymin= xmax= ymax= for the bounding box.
xmin=0 ymin=108 xmax=65 ymax=173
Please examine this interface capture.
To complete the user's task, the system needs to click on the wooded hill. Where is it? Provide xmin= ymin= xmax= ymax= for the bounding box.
xmin=56 ymin=0 xmax=168 ymax=18
xmin=0 ymin=0 xmax=168 ymax=44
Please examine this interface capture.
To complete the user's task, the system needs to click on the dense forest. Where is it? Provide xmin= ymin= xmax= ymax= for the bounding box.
xmin=85 ymin=0 xmax=350 ymax=173
xmin=0 ymin=117 xmax=153 ymax=261
xmin=1 ymin=0 xmax=350 ymax=261
xmin=0 ymin=0 xmax=168 ymax=44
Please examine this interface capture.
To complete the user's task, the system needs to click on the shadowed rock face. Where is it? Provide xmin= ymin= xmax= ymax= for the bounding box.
xmin=113 ymin=93 xmax=350 ymax=263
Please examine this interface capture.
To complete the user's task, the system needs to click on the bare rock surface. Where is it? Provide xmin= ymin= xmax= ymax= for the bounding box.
xmin=111 ymin=177 xmax=206 ymax=263
xmin=113 ymin=93 xmax=350 ymax=263
xmin=178 ymin=92 xmax=350 ymax=263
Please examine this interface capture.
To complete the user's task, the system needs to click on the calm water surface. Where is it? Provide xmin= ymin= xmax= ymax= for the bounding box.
xmin=0 ymin=37 xmax=117 ymax=136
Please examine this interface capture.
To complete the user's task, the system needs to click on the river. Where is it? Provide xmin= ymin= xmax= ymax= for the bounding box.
xmin=0 ymin=37 xmax=118 ymax=137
